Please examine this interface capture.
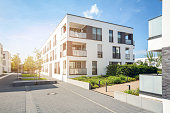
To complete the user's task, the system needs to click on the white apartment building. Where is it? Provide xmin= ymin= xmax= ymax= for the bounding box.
xmin=2 ymin=51 xmax=11 ymax=73
xmin=41 ymin=14 xmax=135 ymax=81
xmin=0 ymin=43 xmax=3 ymax=75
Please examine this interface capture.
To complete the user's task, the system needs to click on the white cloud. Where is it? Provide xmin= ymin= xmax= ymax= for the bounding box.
xmin=83 ymin=4 xmax=101 ymax=18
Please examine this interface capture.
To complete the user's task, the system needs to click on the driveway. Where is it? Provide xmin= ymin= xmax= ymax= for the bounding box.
xmin=0 ymin=74 xmax=152 ymax=113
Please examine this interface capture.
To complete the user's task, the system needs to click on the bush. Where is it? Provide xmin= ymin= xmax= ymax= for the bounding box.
xmin=113 ymin=77 xmax=121 ymax=84
xmin=124 ymin=88 xmax=139 ymax=96
xmin=106 ymin=64 xmax=158 ymax=77
xmin=106 ymin=64 xmax=118 ymax=76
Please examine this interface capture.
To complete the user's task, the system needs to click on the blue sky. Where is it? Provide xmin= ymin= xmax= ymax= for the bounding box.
xmin=0 ymin=0 xmax=162 ymax=62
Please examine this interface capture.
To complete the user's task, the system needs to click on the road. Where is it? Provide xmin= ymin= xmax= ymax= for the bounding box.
xmin=0 ymin=74 xmax=152 ymax=113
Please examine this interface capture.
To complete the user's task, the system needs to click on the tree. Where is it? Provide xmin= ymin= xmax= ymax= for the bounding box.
xmin=156 ymin=52 xmax=162 ymax=67
xmin=34 ymin=49 xmax=43 ymax=78
xmin=23 ymin=56 xmax=35 ymax=74
xmin=11 ymin=54 xmax=21 ymax=72
xmin=146 ymin=51 xmax=155 ymax=66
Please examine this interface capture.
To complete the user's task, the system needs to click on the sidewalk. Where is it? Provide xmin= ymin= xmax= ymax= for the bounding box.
xmin=93 ymin=81 xmax=139 ymax=97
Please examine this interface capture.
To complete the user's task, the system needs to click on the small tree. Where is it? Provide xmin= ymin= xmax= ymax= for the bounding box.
xmin=34 ymin=49 xmax=43 ymax=78
xmin=24 ymin=56 xmax=35 ymax=74
xmin=11 ymin=54 xmax=21 ymax=72
xmin=146 ymin=51 xmax=155 ymax=66
xmin=156 ymin=52 xmax=162 ymax=68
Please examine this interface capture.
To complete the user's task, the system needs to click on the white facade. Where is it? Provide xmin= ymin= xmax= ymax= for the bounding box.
xmin=2 ymin=51 xmax=11 ymax=73
xmin=148 ymin=16 xmax=162 ymax=52
xmin=0 ymin=43 xmax=3 ymax=75
xmin=41 ymin=14 xmax=135 ymax=81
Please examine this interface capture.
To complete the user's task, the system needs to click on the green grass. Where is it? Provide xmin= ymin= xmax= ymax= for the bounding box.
xmin=72 ymin=75 xmax=137 ymax=89
xmin=21 ymin=78 xmax=47 ymax=80
xmin=124 ymin=88 xmax=139 ymax=96
xmin=21 ymin=74 xmax=38 ymax=77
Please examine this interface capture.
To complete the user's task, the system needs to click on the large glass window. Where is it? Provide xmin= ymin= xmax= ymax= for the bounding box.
xmin=112 ymin=46 xmax=120 ymax=59
xmin=92 ymin=27 xmax=102 ymax=41
xmin=54 ymin=62 xmax=60 ymax=74
xmin=92 ymin=61 xmax=97 ymax=75
xmin=109 ymin=30 xmax=113 ymax=42
xmin=69 ymin=61 xmax=86 ymax=69
xmin=118 ymin=32 xmax=121 ymax=43
xmin=97 ymin=44 xmax=102 ymax=58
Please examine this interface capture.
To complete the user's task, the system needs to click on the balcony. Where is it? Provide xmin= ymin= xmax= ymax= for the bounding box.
xmin=72 ymin=50 xmax=87 ymax=57
xmin=125 ymin=54 xmax=130 ymax=60
xmin=70 ymin=31 xmax=86 ymax=39
xmin=125 ymin=39 xmax=132 ymax=45
xmin=69 ymin=68 xmax=87 ymax=75
xmin=113 ymin=53 xmax=121 ymax=59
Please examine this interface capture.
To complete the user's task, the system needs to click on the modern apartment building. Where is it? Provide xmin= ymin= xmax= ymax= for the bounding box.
xmin=41 ymin=14 xmax=135 ymax=81
xmin=0 ymin=43 xmax=3 ymax=75
xmin=2 ymin=51 xmax=11 ymax=73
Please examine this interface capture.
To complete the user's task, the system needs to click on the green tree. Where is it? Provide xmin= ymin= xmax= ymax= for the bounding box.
xmin=24 ymin=56 xmax=35 ymax=74
xmin=34 ymin=49 xmax=43 ymax=78
xmin=11 ymin=54 xmax=21 ymax=72
xmin=156 ymin=52 xmax=162 ymax=67
xmin=146 ymin=51 xmax=155 ymax=66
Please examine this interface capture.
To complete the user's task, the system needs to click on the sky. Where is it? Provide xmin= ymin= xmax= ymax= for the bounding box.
xmin=0 ymin=0 xmax=162 ymax=62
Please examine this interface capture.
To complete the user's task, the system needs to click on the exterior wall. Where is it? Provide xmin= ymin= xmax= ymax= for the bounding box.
xmin=148 ymin=37 xmax=162 ymax=51
xmin=0 ymin=43 xmax=3 ymax=75
xmin=148 ymin=16 xmax=162 ymax=52
xmin=162 ymin=0 xmax=170 ymax=100
xmin=2 ymin=51 xmax=11 ymax=73
xmin=41 ymin=14 xmax=134 ymax=81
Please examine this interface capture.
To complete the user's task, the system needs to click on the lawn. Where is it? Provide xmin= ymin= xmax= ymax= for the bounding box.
xmin=72 ymin=75 xmax=138 ymax=89
xmin=21 ymin=74 xmax=38 ymax=77
xmin=21 ymin=78 xmax=47 ymax=80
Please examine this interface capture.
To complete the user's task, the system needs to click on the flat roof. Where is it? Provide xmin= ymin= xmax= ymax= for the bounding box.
xmin=67 ymin=13 xmax=133 ymax=29
xmin=148 ymin=15 xmax=162 ymax=21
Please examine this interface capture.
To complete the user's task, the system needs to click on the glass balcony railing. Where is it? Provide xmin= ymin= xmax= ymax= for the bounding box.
xmin=72 ymin=50 xmax=87 ymax=57
xmin=125 ymin=54 xmax=130 ymax=60
xmin=125 ymin=39 xmax=132 ymax=45
xmin=69 ymin=68 xmax=87 ymax=75
xmin=69 ymin=31 xmax=86 ymax=39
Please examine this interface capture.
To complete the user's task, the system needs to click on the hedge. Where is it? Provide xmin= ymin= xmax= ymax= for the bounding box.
xmin=106 ymin=64 xmax=158 ymax=77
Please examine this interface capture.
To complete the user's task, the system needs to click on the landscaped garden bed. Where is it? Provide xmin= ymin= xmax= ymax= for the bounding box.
xmin=21 ymin=74 xmax=46 ymax=80
xmin=72 ymin=64 xmax=158 ymax=89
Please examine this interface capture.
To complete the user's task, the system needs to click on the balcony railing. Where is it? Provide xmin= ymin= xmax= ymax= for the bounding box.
xmin=113 ymin=53 xmax=121 ymax=59
xmin=125 ymin=39 xmax=132 ymax=45
xmin=72 ymin=50 xmax=87 ymax=57
xmin=126 ymin=54 xmax=130 ymax=60
xmin=70 ymin=31 xmax=86 ymax=39
xmin=69 ymin=68 xmax=87 ymax=75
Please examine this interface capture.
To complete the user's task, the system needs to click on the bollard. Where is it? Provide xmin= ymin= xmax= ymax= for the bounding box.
xmin=106 ymin=82 xmax=107 ymax=92
xmin=127 ymin=85 xmax=131 ymax=90
xmin=98 ymin=80 xmax=100 ymax=87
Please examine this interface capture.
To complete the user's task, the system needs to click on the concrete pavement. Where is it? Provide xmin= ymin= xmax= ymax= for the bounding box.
xmin=0 ymin=74 xmax=153 ymax=113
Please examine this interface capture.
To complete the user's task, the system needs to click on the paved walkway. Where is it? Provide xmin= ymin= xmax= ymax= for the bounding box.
xmin=0 ymin=75 xmax=151 ymax=113
xmin=93 ymin=81 xmax=139 ymax=97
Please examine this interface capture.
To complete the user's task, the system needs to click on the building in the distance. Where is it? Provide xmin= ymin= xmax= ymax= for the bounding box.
xmin=41 ymin=14 xmax=135 ymax=81
xmin=2 ymin=51 xmax=11 ymax=73
xmin=0 ymin=43 xmax=3 ymax=75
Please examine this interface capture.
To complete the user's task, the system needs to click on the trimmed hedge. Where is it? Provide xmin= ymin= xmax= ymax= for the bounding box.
xmin=106 ymin=64 xmax=158 ymax=77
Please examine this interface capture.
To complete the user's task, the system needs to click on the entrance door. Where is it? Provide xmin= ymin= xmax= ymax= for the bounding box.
xmin=49 ymin=63 xmax=52 ymax=77
xmin=92 ymin=61 xmax=97 ymax=75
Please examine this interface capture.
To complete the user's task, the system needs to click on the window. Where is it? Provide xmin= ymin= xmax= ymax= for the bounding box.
xmin=112 ymin=46 xmax=120 ymax=59
xmin=118 ymin=32 xmax=121 ymax=43
xmin=109 ymin=62 xmax=121 ymax=65
xmin=109 ymin=30 xmax=113 ymax=42
xmin=3 ymin=54 xmax=5 ymax=59
xmin=53 ymin=35 xmax=57 ymax=47
xmin=92 ymin=27 xmax=102 ymax=41
xmin=92 ymin=61 xmax=97 ymax=75
xmin=125 ymin=48 xmax=130 ymax=60
xmin=54 ymin=62 xmax=60 ymax=74
xmin=97 ymin=44 xmax=102 ymax=58
xmin=69 ymin=61 xmax=86 ymax=69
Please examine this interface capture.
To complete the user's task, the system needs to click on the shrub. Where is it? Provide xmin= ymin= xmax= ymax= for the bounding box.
xmin=124 ymin=88 xmax=139 ymax=96
xmin=106 ymin=64 xmax=158 ymax=77
xmin=113 ymin=77 xmax=121 ymax=84
xmin=106 ymin=64 xmax=118 ymax=76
